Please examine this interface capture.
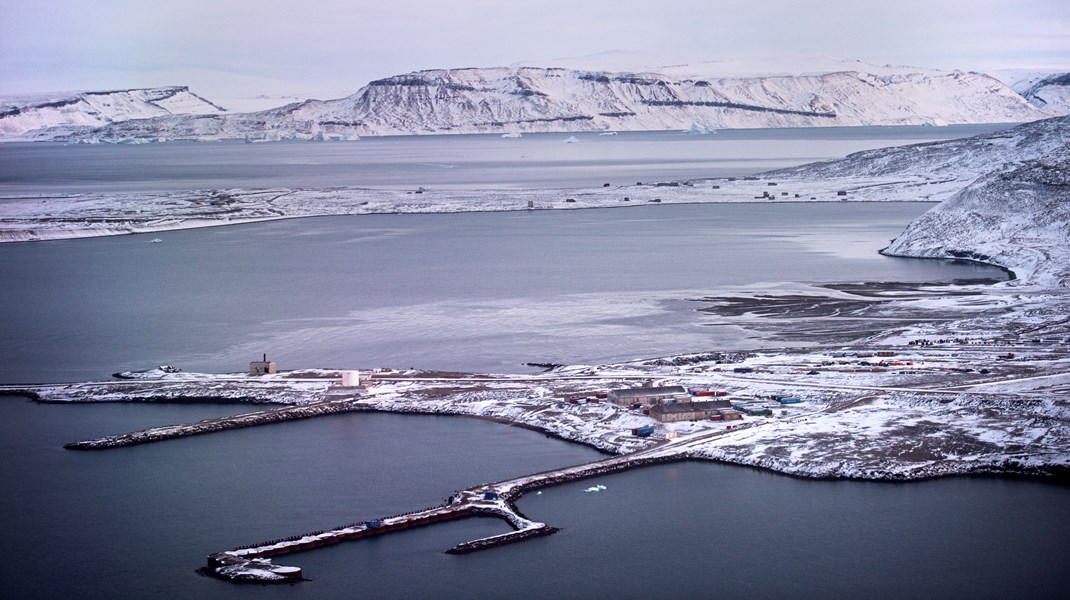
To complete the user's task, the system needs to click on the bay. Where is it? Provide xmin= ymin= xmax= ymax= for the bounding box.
xmin=1 ymin=399 xmax=1066 ymax=599
xmin=0 ymin=203 xmax=1004 ymax=384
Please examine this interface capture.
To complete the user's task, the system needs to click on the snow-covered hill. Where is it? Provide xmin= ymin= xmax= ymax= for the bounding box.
xmin=882 ymin=158 xmax=1070 ymax=287
xmin=0 ymin=87 xmax=226 ymax=141
xmin=763 ymin=115 xmax=1070 ymax=286
xmin=1019 ymin=74 xmax=1070 ymax=115
xmin=768 ymin=115 xmax=1069 ymax=182
xmin=16 ymin=64 xmax=1057 ymax=142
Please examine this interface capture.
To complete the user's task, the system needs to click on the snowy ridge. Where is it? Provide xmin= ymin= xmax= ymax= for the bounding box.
xmin=1020 ymin=73 xmax=1070 ymax=115
xmin=0 ymin=86 xmax=226 ymax=141
xmin=16 ymin=65 xmax=1056 ymax=142
xmin=514 ymin=53 xmax=949 ymax=80
xmin=768 ymin=116 xmax=1069 ymax=181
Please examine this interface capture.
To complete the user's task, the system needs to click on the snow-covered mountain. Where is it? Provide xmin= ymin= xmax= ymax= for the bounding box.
xmin=1019 ymin=74 xmax=1070 ymax=115
xmin=11 ymin=63 xmax=1058 ymax=142
xmin=0 ymin=86 xmax=226 ymax=140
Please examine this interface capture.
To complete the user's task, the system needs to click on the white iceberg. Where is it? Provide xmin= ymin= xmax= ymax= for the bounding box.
xmin=685 ymin=123 xmax=715 ymax=135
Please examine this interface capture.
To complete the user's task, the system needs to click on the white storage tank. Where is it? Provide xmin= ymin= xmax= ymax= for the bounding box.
xmin=340 ymin=370 xmax=362 ymax=387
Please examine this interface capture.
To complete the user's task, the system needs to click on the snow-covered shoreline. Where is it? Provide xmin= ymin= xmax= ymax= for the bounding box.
xmin=6 ymin=315 xmax=1069 ymax=482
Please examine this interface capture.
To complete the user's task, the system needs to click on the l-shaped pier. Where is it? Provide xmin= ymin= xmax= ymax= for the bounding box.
xmin=206 ymin=444 xmax=687 ymax=583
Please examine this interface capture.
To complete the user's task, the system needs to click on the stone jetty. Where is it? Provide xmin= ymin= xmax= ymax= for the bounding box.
xmin=65 ymin=398 xmax=362 ymax=449
xmin=206 ymin=444 xmax=687 ymax=583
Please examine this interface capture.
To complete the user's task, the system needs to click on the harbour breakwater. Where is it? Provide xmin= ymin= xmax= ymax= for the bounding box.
xmin=63 ymin=397 xmax=363 ymax=449
xmin=207 ymin=448 xmax=686 ymax=583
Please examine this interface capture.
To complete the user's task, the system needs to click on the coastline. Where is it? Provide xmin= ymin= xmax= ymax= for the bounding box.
xmin=6 ymin=325 xmax=1068 ymax=482
xmin=0 ymin=174 xmax=968 ymax=245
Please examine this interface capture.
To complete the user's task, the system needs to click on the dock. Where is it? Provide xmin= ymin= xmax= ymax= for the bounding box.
xmin=206 ymin=444 xmax=686 ymax=583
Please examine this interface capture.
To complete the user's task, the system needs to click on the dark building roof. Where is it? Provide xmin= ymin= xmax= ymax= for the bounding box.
xmin=608 ymin=386 xmax=688 ymax=399
xmin=650 ymin=400 xmax=732 ymax=414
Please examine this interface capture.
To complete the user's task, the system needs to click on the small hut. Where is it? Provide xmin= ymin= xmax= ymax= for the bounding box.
xmin=250 ymin=354 xmax=276 ymax=376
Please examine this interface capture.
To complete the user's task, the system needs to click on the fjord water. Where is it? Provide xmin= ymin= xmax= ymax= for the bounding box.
xmin=0 ymin=203 xmax=1005 ymax=384
xmin=0 ymin=124 xmax=1011 ymax=194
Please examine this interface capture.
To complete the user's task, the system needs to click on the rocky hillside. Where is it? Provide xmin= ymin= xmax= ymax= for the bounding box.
xmin=882 ymin=158 xmax=1070 ymax=286
xmin=0 ymin=87 xmax=226 ymax=140
xmin=14 ymin=64 xmax=1057 ymax=142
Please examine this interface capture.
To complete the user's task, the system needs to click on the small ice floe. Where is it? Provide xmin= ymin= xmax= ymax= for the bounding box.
xmin=562 ymin=135 xmax=579 ymax=144
xmin=536 ymin=491 xmax=543 ymax=495
xmin=501 ymin=132 xmax=522 ymax=139
xmin=149 ymin=238 xmax=162 ymax=243
xmin=598 ymin=131 xmax=618 ymax=136
xmin=583 ymin=484 xmax=607 ymax=493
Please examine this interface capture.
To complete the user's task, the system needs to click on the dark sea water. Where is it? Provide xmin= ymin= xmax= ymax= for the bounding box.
xmin=1 ymin=399 xmax=1066 ymax=600
xmin=2 ymin=125 xmax=1062 ymax=599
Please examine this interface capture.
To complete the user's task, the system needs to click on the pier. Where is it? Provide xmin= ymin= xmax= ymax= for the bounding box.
xmin=206 ymin=443 xmax=688 ymax=583
xmin=64 ymin=397 xmax=363 ymax=449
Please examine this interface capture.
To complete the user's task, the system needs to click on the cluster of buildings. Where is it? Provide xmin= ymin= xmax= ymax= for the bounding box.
xmin=606 ymin=385 xmax=747 ymax=423
xmin=248 ymin=355 xmax=365 ymax=387
xmin=600 ymin=386 xmax=808 ymax=433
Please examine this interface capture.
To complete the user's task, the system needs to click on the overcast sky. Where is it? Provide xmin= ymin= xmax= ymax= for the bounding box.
xmin=1 ymin=0 xmax=1066 ymax=106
